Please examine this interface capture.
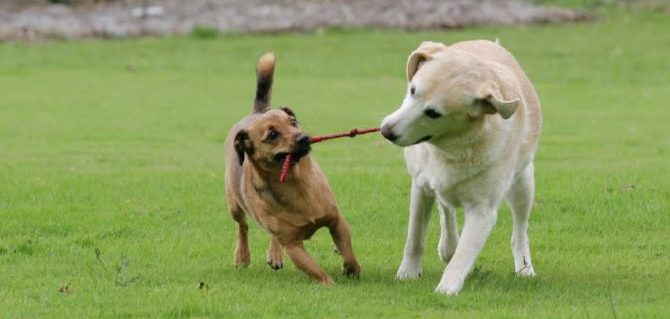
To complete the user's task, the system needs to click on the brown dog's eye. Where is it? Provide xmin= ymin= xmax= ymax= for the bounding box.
xmin=290 ymin=118 xmax=297 ymax=127
xmin=266 ymin=129 xmax=279 ymax=141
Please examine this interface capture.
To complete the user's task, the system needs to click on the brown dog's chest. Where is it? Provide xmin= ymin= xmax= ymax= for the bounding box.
xmin=241 ymin=174 xmax=338 ymax=240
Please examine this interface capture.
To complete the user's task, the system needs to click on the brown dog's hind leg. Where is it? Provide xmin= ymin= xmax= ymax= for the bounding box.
xmin=230 ymin=204 xmax=250 ymax=268
xmin=283 ymin=241 xmax=333 ymax=284
xmin=266 ymin=237 xmax=283 ymax=270
xmin=329 ymin=216 xmax=361 ymax=278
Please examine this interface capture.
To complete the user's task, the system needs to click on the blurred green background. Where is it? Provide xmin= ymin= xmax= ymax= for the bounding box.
xmin=1 ymin=2 xmax=668 ymax=318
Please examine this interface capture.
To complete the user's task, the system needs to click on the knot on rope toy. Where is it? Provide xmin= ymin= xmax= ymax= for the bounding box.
xmin=279 ymin=127 xmax=380 ymax=183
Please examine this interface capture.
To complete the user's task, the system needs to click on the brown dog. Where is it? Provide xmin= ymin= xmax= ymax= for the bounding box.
xmin=224 ymin=53 xmax=361 ymax=284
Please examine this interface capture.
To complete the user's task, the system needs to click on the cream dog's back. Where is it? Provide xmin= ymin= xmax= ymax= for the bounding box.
xmin=450 ymin=40 xmax=542 ymax=156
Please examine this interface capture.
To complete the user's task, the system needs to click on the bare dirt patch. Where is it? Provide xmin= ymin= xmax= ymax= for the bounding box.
xmin=0 ymin=0 xmax=591 ymax=41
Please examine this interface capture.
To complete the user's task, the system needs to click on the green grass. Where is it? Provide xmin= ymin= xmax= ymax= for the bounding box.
xmin=1 ymin=7 xmax=669 ymax=319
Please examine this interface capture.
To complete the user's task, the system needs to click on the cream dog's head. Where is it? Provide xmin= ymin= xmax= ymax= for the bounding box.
xmin=381 ymin=41 xmax=520 ymax=147
xmin=234 ymin=107 xmax=311 ymax=172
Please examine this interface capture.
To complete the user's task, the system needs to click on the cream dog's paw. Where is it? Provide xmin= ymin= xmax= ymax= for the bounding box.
xmin=435 ymin=279 xmax=463 ymax=296
xmin=396 ymin=260 xmax=422 ymax=280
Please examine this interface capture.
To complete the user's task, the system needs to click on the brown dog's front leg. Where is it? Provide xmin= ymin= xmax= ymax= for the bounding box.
xmin=284 ymin=242 xmax=333 ymax=284
xmin=266 ymin=237 xmax=283 ymax=270
xmin=329 ymin=216 xmax=361 ymax=278
xmin=230 ymin=206 xmax=250 ymax=268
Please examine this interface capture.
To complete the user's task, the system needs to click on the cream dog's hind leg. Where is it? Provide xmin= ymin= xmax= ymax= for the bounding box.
xmin=506 ymin=163 xmax=536 ymax=277
xmin=437 ymin=201 xmax=459 ymax=263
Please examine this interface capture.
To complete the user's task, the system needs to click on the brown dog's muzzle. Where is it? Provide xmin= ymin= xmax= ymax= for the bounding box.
xmin=291 ymin=133 xmax=312 ymax=159
xmin=273 ymin=134 xmax=311 ymax=163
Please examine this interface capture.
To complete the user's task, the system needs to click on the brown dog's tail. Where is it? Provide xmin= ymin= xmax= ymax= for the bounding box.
xmin=254 ymin=52 xmax=275 ymax=113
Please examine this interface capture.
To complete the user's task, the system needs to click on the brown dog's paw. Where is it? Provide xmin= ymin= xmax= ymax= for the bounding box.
xmin=234 ymin=259 xmax=250 ymax=269
xmin=234 ymin=250 xmax=250 ymax=269
xmin=342 ymin=261 xmax=361 ymax=278
xmin=266 ymin=247 xmax=283 ymax=270
xmin=319 ymin=276 xmax=335 ymax=285
xmin=266 ymin=259 xmax=283 ymax=270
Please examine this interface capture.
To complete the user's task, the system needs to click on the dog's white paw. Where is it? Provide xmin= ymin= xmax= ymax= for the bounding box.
xmin=435 ymin=279 xmax=463 ymax=296
xmin=516 ymin=265 xmax=536 ymax=277
xmin=396 ymin=261 xmax=422 ymax=280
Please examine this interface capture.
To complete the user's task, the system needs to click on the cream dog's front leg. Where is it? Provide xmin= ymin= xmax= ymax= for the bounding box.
xmin=435 ymin=204 xmax=498 ymax=295
xmin=396 ymin=183 xmax=435 ymax=280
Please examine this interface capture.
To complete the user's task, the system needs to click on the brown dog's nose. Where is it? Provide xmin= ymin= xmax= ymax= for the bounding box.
xmin=296 ymin=134 xmax=311 ymax=146
xmin=381 ymin=124 xmax=398 ymax=142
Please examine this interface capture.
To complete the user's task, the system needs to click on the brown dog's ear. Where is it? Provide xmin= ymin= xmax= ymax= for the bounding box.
xmin=280 ymin=107 xmax=299 ymax=126
xmin=407 ymin=41 xmax=448 ymax=81
xmin=279 ymin=107 xmax=295 ymax=118
xmin=234 ymin=130 xmax=253 ymax=165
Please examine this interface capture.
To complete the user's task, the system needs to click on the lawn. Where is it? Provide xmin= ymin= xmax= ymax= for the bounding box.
xmin=1 ymin=6 xmax=669 ymax=318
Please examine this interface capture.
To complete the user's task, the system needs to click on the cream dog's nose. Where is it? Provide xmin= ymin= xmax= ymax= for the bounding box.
xmin=381 ymin=123 xmax=398 ymax=141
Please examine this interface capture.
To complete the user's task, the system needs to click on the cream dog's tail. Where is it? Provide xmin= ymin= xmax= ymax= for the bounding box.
xmin=254 ymin=52 xmax=275 ymax=113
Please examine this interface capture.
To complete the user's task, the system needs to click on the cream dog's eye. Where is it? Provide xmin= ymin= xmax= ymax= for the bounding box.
xmin=424 ymin=108 xmax=442 ymax=119
xmin=410 ymin=85 xmax=416 ymax=96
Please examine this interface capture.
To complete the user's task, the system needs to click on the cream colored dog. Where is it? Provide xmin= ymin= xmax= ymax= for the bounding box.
xmin=380 ymin=40 xmax=542 ymax=295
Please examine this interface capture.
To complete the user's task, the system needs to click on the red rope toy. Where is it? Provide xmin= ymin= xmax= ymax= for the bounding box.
xmin=279 ymin=127 xmax=380 ymax=183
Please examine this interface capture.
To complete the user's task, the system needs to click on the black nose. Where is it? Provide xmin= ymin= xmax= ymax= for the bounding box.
xmin=381 ymin=126 xmax=398 ymax=141
xmin=296 ymin=134 xmax=311 ymax=145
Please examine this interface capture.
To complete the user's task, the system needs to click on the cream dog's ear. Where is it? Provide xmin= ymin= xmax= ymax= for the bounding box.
xmin=472 ymin=94 xmax=519 ymax=119
xmin=470 ymin=67 xmax=520 ymax=119
xmin=486 ymin=94 xmax=519 ymax=119
xmin=469 ymin=83 xmax=519 ymax=119
xmin=406 ymin=41 xmax=448 ymax=81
